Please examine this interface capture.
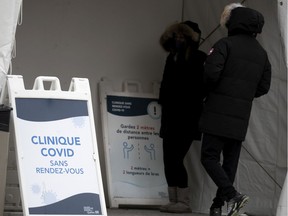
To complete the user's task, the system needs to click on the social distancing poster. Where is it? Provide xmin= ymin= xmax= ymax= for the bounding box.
xmin=100 ymin=79 xmax=168 ymax=207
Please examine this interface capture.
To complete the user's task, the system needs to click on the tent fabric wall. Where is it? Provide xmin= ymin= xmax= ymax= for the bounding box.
xmin=0 ymin=0 xmax=22 ymax=93
xmin=183 ymin=1 xmax=287 ymax=215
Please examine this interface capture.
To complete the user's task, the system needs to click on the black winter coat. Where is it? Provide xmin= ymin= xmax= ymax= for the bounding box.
xmin=199 ymin=7 xmax=272 ymax=141
xmin=159 ymin=50 xmax=207 ymax=140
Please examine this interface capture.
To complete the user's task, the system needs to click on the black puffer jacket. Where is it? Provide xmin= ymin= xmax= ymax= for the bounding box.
xmin=159 ymin=22 xmax=207 ymax=140
xmin=199 ymin=7 xmax=271 ymax=141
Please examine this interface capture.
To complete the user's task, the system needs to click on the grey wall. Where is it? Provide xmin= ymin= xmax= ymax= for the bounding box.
xmin=13 ymin=0 xmax=183 ymax=91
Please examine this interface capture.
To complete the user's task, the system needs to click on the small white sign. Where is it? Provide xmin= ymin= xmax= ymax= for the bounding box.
xmin=103 ymin=94 xmax=168 ymax=206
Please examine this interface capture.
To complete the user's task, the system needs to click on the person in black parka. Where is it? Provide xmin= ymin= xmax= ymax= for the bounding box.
xmin=199 ymin=3 xmax=271 ymax=216
xmin=158 ymin=21 xmax=207 ymax=213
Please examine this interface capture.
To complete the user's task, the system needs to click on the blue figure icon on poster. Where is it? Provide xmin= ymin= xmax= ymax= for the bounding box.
xmin=144 ymin=143 xmax=156 ymax=160
xmin=123 ymin=142 xmax=134 ymax=159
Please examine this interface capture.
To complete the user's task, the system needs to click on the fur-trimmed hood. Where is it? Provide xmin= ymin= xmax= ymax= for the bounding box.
xmin=160 ymin=21 xmax=201 ymax=52
xmin=220 ymin=3 xmax=264 ymax=36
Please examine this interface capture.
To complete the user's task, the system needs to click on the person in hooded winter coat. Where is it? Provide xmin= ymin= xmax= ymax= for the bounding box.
xmin=158 ymin=21 xmax=207 ymax=213
xmin=199 ymin=3 xmax=271 ymax=216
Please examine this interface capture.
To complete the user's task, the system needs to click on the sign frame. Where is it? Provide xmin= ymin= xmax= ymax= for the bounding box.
xmin=99 ymin=78 xmax=168 ymax=208
xmin=6 ymin=75 xmax=107 ymax=216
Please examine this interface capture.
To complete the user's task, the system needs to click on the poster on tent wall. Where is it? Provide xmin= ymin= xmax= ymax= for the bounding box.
xmin=7 ymin=75 xmax=107 ymax=216
xmin=100 ymin=81 xmax=168 ymax=207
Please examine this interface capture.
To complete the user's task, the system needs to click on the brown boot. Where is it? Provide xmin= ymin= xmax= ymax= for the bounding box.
xmin=159 ymin=187 xmax=177 ymax=212
xmin=166 ymin=187 xmax=192 ymax=213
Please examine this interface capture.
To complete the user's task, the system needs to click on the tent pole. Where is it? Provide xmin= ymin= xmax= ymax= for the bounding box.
xmin=181 ymin=0 xmax=184 ymax=22
xmin=276 ymin=1 xmax=287 ymax=216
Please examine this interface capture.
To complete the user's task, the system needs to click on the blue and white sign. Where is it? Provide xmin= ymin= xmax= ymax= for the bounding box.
xmin=7 ymin=76 xmax=107 ymax=216
xmin=103 ymin=94 xmax=168 ymax=206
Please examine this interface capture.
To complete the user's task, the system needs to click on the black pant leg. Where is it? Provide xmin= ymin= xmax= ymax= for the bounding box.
xmin=201 ymin=133 xmax=237 ymax=206
xmin=222 ymin=139 xmax=242 ymax=183
xmin=163 ymin=136 xmax=192 ymax=187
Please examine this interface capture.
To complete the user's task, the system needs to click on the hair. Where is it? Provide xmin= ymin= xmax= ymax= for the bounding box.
xmin=220 ymin=3 xmax=245 ymax=28
xmin=159 ymin=22 xmax=200 ymax=52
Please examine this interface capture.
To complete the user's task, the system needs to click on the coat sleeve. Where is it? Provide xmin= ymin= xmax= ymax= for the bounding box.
xmin=203 ymin=39 xmax=229 ymax=91
xmin=158 ymin=54 xmax=172 ymax=105
xmin=255 ymin=55 xmax=272 ymax=98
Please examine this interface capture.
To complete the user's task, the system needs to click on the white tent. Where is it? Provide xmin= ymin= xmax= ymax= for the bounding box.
xmin=0 ymin=0 xmax=22 ymax=214
xmin=0 ymin=1 xmax=286 ymax=216
xmin=0 ymin=0 xmax=22 ymax=93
